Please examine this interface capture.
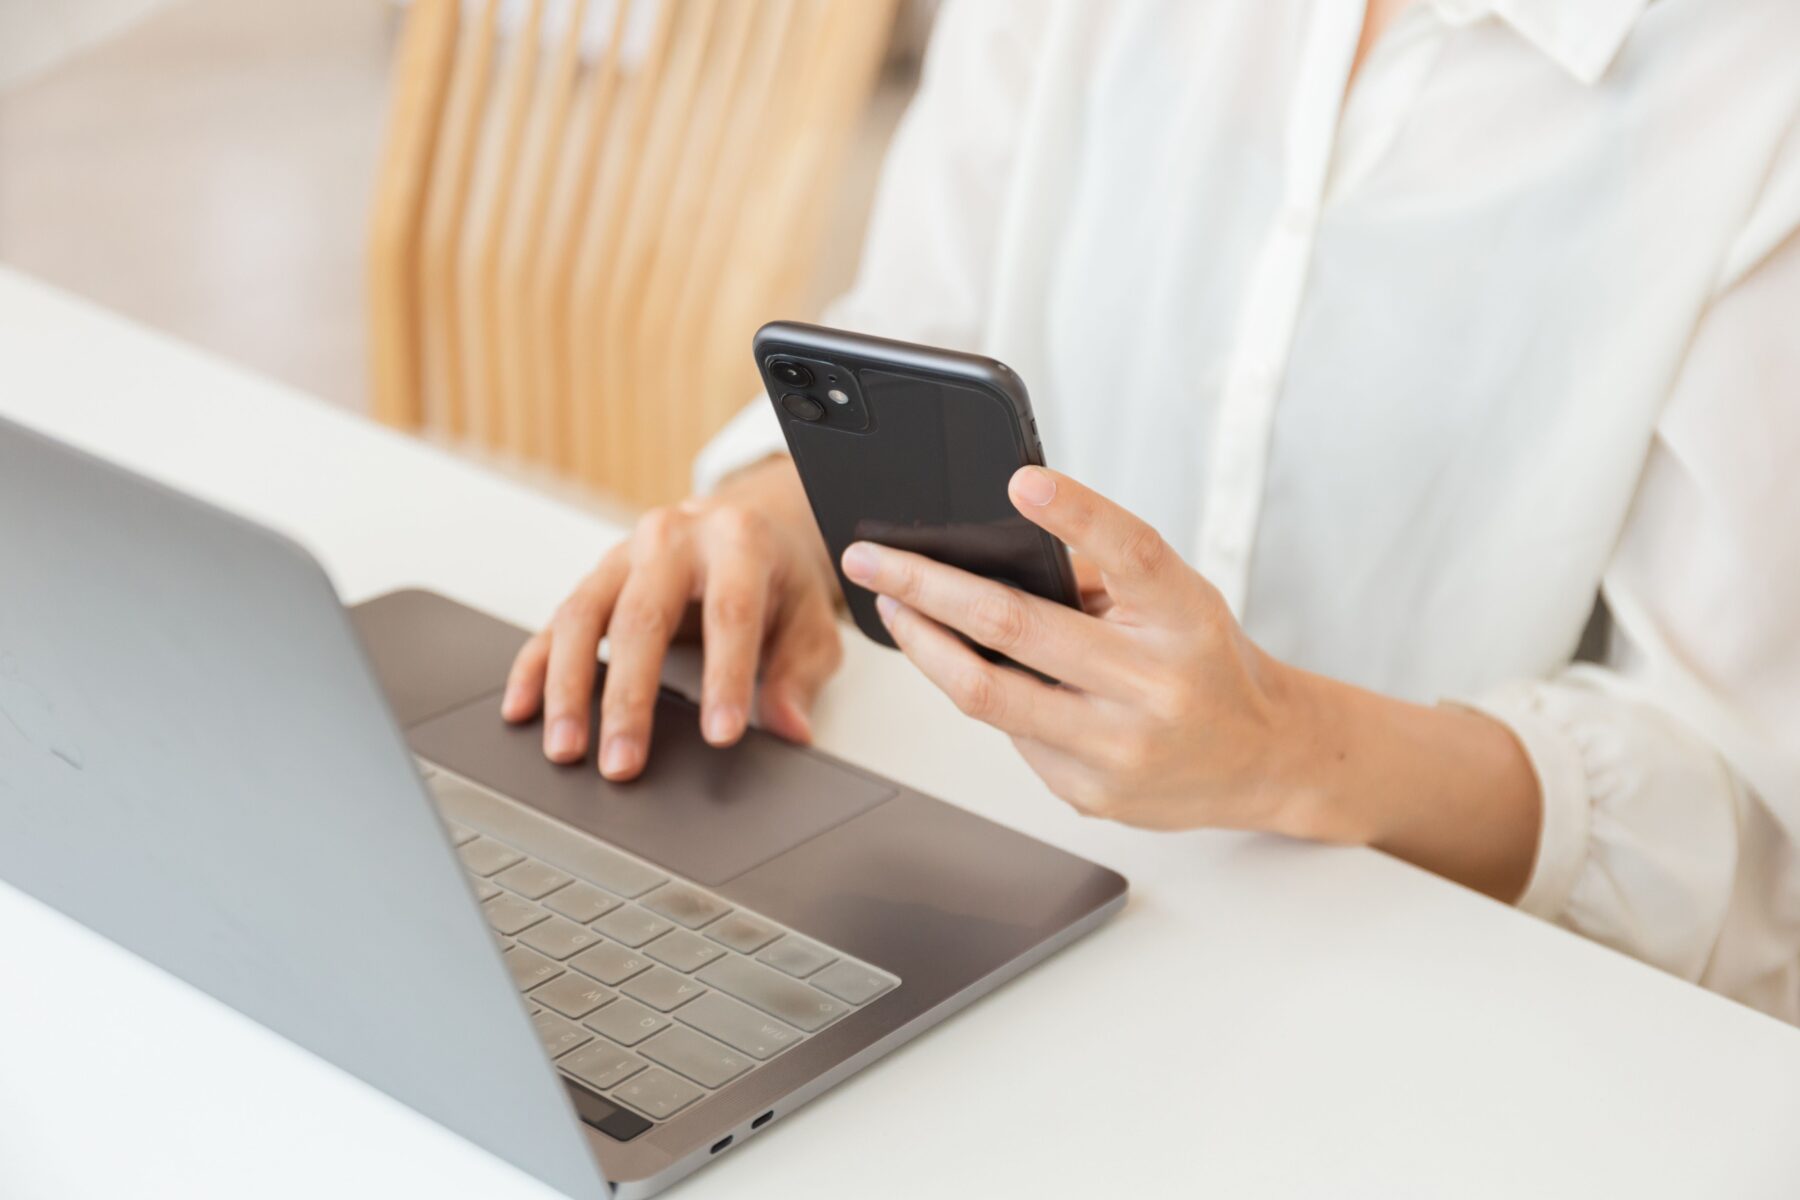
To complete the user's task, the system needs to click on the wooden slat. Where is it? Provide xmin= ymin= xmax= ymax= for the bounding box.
xmin=623 ymin=0 xmax=760 ymax=500
xmin=592 ymin=0 xmax=722 ymax=500
xmin=495 ymin=0 xmax=590 ymax=460
xmin=529 ymin=0 xmax=633 ymax=472
xmin=366 ymin=0 xmax=459 ymax=429
xmin=455 ymin=0 xmax=547 ymax=451
xmin=416 ymin=0 xmax=501 ymax=439
xmin=567 ymin=0 xmax=681 ymax=485
xmin=659 ymin=0 xmax=801 ymax=490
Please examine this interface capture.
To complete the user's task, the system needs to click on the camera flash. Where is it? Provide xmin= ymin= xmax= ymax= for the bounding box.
xmin=827 ymin=388 xmax=850 ymax=405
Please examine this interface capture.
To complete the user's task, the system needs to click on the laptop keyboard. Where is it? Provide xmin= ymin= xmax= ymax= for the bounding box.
xmin=419 ymin=760 xmax=899 ymax=1139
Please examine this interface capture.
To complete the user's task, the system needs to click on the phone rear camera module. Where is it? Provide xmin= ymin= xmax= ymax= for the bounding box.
xmin=780 ymin=392 xmax=825 ymax=422
xmin=771 ymin=360 xmax=813 ymax=388
xmin=826 ymin=388 xmax=850 ymax=405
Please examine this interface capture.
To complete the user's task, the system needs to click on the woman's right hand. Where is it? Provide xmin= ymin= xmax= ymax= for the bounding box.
xmin=500 ymin=457 xmax=842 ymax=781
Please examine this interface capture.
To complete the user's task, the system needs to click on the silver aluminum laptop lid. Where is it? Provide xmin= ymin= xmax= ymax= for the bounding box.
xmin=0 ymin=417 xmax=605 ymax=1198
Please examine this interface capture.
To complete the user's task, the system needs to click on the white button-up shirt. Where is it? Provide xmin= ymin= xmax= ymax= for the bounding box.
xmin=695 ymin=0 xmax=1800 ymax=1020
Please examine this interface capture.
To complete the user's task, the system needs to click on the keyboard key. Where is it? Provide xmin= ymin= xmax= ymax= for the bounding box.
xmin=644 ymin=929 xmax=725 ymax=974
xmin=696 ymin=957 xmax=848 ymax=1032
xmin=544 ymin=881 xmax=620 ymax=924
xmin=592 ymin=904 xmax=674 ymax=948
xmin=621 ymin=966 xmax=707 ymax=1012
xmin=756 ymin=935 xmax=837 ymax=979
xmin=532 ymin=1010 xmax=593 ymax=1059
xmin=473 ymin=878 xmax=502 ymax=902
xmin=640 ymin=1025 xmax=752 ymax=1088
xmin=520 ymin=915 xmax=603 ymax=961
xmin=565 ymin=1083 xmax=652 ymax=1142
xmin=704 ymin=911 xmax=781 ymax=954
xmin=445 ymin=820 xmax=478 ymax=845
xmin=583 ymin=998 xmax=669 ymax=1046
xmin=570 ymin=942 xmax=653 ymax=986
xmin=495 ymin=858 xmax=573 ymax=900
xmin=531 ymin=973 xmax=616 ymax=1019
xmin=428 ymin=777 xmax=667 ymax=897
xmin=484 ymin=893 xmax=551 ymax=936
xmin=641 ymin=882 xmax=731 ymax=930
xmin=504 ymin=945 xmax=564 ymax=991
xmin=458 ymin=836 xmax=523 ymax=877
xmin=559 ymin=1041 xmax=647 ymax=1091
xmin=810 ymin=959 xmax=895 ymax=1005
xmin=675 ymin=991 xmax=802 ymax=1060
xmin=611 ymin=1067 xmax=703 ymax=1120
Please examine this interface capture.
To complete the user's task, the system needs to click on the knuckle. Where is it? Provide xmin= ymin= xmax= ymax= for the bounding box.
xmin=1143 ymin=671 xmax=1198 ymax=723
xmin=610 ymin=599 xmax=671 ymax=644
xmin=813 ymin=619 xmax=845 ymax=669
xmin=1062 ymin=494 xmax=1096 ymax=542
xmin=545 ymin=672 xmax=589 ymax=710
xmin=633 ymin=506 xmax=684 ymax=552
xmin=600 ymin=683 xmax=649 ymax=728
xmin=970 ymin=588 xmax=1031 ymax=651
xmin=552 ymin=590 xmax=597 ymax=629
xmin=514 ymin=630 xmax=549 ymax=663
xmin=891 ymin=558 xmax=926 ymax=602
xmin=949 ymin=663 xmax=1003 ymax=721
xmin=1063 ymin=777 xmax=1114 ymax=819
xmin=1118 ymin=523 xmax=1169 ymax=578
xmin=709 ymin=587 xmax=762 ymax=632
xmin=1101 ymin=728 xmax=1158 ymax=778
xmin=706 ymin=504 xmax=764 ymax=546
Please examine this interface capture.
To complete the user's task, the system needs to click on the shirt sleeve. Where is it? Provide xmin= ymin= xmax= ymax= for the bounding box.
xmin=1469 ymin=139 xmax=1800 ymax=1021
xmin=692 ymin=0 xmax=1049 ymax=494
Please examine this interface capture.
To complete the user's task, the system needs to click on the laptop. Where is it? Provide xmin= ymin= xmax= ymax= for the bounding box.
xmin=0 ymin=416 xmax=1126 ymax=1197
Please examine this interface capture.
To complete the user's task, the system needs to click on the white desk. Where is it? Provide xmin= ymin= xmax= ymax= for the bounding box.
xmin=3 ymin=267 xmax=1798 ymax=1199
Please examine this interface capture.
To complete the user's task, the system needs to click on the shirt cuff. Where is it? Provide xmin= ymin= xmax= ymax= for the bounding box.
xmin=691 ymin=394 xmax=788 ymax=496
xmin=1458 ymin=680 xmax=1593 ymax=921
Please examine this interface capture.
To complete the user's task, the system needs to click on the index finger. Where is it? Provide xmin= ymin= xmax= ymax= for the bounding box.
xmin=597 ymin=550 xmax=695 ymax=781
xmin=1008 ymin=467 xmax=1201 ymax=616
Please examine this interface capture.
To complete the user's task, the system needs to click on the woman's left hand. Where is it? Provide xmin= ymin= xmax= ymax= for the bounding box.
xmin=839 ymin=466 xmax=1348 ymax=839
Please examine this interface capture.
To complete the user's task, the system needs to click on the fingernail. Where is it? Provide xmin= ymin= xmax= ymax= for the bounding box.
xmin=500 ymin=685 xmax=522 ymax=718
xmin=875 ymin=594 xmax=899 ymax=622
xmin=600 ymin=735 xmax=639 ymax=778
xmin=703 ymin=704 xmax=743 ymax=746
xmin=841 ymin=542 xmax=877 ymax=584
xmin=1013 ymin=467 xmax=1056 ymax=506
xmin=546 ymin=717 xmax=583 ymax=760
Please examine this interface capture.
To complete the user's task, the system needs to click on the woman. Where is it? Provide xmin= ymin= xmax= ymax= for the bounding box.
xmin=503 ymin=1 xmax=1800 ymax=1019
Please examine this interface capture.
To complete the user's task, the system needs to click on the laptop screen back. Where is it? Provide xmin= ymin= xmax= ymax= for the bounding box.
xmin=0 ymin=418 xmax=605 ymax=1199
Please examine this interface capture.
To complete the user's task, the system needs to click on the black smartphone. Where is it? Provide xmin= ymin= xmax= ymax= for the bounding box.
xmin=752 ymin=321 xmax=1081 ymax=661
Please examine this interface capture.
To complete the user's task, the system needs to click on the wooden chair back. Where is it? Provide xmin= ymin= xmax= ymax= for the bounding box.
xmin=368 ymin=0 xmax=897 ymax=506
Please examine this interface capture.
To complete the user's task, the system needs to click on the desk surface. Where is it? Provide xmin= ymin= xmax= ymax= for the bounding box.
xmin=3 ymin=267 xmax=1798 ymax=1199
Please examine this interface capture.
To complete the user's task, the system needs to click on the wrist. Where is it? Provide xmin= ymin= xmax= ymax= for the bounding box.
xmin=1260 ymin=661 xmax=1386 ymax=846
xmin=1261 ymin=659 xmax=1540 ymax=900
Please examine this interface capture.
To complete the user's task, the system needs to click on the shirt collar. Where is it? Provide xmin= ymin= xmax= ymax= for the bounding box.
xmin=1430 ymin=0 xmax=1651 ymax=85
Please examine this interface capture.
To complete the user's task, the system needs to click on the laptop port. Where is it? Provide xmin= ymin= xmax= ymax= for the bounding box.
xmin=711 ymin=1135 xmax=733 ymax=1154
xmin=752 ymin=1111 xmax=774 ymax=1129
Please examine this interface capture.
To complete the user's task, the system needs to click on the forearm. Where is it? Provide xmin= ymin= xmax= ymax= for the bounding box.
xmin=1273 ymin=663 xmax=1541 ymax=902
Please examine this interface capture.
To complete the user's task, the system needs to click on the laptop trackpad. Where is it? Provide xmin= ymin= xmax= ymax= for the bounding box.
xmin=405 ymin=688 xmax=896 ymax=886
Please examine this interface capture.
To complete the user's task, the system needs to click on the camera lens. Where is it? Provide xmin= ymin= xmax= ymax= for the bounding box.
xmin=780 ymin=393 xmax=825 ymax=422
xmin=771 ymin=360 xmax=812 ymax=388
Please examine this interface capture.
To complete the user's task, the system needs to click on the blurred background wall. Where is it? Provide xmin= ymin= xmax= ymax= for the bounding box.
xmin=0 ymin=0 xmax=929 ymax=511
